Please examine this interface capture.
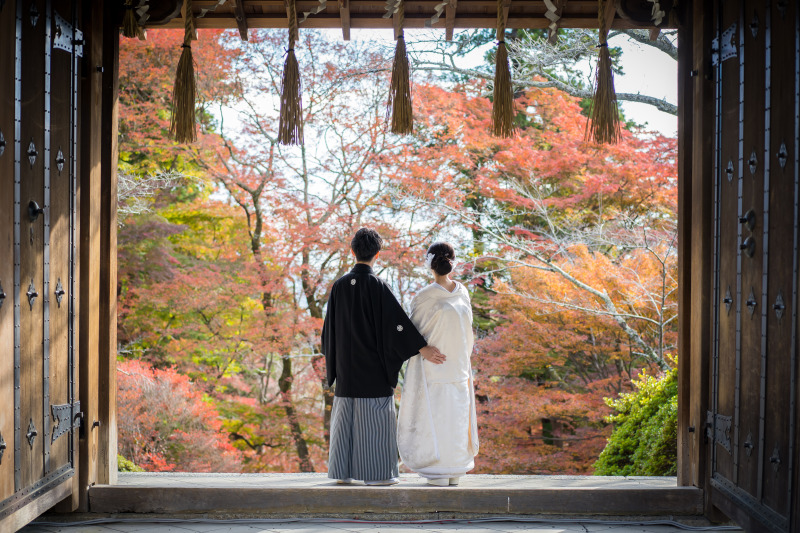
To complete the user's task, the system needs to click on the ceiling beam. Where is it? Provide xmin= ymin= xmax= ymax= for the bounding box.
xmin=445 ymin=0 xmax=457 ymax=40
xmin=233 ymin=0 xmax=250 ymax=40
xmin=339 ymin=0 xmax=351 ymax=40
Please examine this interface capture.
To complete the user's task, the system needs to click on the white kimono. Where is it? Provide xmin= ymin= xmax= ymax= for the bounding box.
xmin=397 ymin=281 xmax=479 ymax=478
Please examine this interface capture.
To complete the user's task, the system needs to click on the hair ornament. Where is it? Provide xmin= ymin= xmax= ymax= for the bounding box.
xmin=424 ymin=252 xmax=435 ymax=269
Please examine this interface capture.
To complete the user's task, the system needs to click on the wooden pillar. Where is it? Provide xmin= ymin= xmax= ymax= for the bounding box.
xmin=98 ymin=0 xmax=119 ymax=488
xmin=676 ymin=0 xmax=695 ymax=487
xmin=78 ymin=0 xmax=117 ymax=511
xmin=686 ymin=0 xmax=715 ymax=511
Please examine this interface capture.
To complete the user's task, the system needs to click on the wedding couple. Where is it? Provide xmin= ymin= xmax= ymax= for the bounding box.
xmin=321 ymin=228 xmax=479 ymax=487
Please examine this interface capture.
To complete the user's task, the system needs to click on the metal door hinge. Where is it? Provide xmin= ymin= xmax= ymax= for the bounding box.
xmin=53 ymin=11 xmax=83 ymax=57
xmin=51 ymin=401 xmax=81 ymax=443
xmin=712 ymin=23 xmax=737 ymax=67
xmin=706 ymin=410 xmax=732 ymax=453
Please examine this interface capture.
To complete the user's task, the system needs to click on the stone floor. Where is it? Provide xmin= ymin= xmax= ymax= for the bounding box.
xmin=110 ymin=473 xmax=683 ymax=489
xmin=20 ymin=518 xmax=744 ymax=533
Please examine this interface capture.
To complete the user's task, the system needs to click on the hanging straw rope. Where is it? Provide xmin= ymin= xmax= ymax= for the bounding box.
xmin=278 ymin=0 xmax=304 ymax=145
xmin=491 ymin=0 xmax=514 ymax=137
xmin=121 ymin=0 xmax=142 ymax=38
xmin=170 ymin=0 xmax=197 ymax=143
xmin=387 ymin=1 xmax=413 ymax=134
xmin=585 ymin=0 xmax=621 ymax=144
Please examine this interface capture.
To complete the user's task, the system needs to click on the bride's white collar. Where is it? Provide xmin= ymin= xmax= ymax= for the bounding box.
xmin=432 ymin=280 xmax=460 ymax=294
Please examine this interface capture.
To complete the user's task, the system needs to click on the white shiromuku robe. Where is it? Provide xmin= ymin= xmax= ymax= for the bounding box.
xmin=397 ymin=281 xmax=479 ymax=478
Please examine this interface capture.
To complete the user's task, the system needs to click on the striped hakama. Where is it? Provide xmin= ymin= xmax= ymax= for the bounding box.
xmin=327 ymin=396 xmax=400 ymax=482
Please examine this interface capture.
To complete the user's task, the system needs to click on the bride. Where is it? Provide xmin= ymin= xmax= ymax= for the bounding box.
xmin=397 ymin=242 xmax=479 ymax=486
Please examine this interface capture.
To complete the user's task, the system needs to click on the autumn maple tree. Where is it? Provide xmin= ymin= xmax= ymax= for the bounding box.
xmin=393 ymin=80 xmax=678 ymax=473
xmin=115 ymin=28 xmax=678 ymax=475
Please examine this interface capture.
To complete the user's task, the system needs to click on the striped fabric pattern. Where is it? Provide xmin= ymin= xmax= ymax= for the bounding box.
xmin=327 ymin=396 xmax=400 ymax=482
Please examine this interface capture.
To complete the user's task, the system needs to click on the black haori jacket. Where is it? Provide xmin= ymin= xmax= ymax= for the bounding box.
xmin=321 ymin=263 xmax=427 ymax=397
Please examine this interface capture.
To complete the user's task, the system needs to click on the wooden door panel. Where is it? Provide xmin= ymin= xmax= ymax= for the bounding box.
xmin=709 ymin=0 xmax=799 ymax=530
xmin=712 ymin=0 xmax=741 ymax=485
xmin=0 ymin=0 xmax=17 ymax=506
xmin=736 ymin=0 xmax=767 ymax=501
xmin=761 ymin=0 xmax=797 ymax=519
xmin=48 ymin=0 xmax=78 ymax=476
xmin=1 ymin=0 xmax=80 ymax=527
xmin=19 ymin=0 xmax=47 ymax=491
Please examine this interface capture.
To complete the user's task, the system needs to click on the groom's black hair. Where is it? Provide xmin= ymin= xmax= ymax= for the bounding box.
xmin=351 ymin=228 xmax=383 ymax=262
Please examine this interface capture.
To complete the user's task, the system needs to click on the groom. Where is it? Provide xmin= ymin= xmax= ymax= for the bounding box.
xmin=322 ymin=228 xmax=446 ymax=485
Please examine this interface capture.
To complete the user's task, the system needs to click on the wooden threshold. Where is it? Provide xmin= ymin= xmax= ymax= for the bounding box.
xmin=0 ymin=478 xmax=72 ymax=532
xmin=89 ymin=473 xmax=704 ymax=517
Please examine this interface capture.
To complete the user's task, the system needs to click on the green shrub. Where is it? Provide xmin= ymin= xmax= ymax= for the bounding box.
xmin=117 ymin=454 xmax=145 ymax=472
xmin=594 ymin=366 xmax=678 ymax=476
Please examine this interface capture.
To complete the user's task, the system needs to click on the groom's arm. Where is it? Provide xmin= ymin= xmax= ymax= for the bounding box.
xmin=376 ymin=282 xmax=445 ymax=368
xmin=321 ymin=283 xmax=337 ymax=388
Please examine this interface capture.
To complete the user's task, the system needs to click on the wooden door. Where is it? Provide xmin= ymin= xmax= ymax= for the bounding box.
xmin=0 ymin=0 xmax=81 ymax=530
xmin=707 ymin=0 xmax=800 ymax=531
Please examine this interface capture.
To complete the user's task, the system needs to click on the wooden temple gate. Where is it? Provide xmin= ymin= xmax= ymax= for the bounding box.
xmin=0 ymin=1 xmax=118 ymax=530
xmin=0 ymin=0 xmax=798 ymax=531
xmin=0 ymin=0 xmax=83 ymax=524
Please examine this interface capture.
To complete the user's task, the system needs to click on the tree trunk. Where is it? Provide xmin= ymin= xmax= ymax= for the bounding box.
xmin=300 ymin=252 xmax=333 ymax=447
xmin=279 ymin=355 xmax=315 ymax=472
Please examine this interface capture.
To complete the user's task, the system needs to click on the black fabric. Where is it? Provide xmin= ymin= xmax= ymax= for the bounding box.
xmin=322 ymin=263 xmax=428 ymax=397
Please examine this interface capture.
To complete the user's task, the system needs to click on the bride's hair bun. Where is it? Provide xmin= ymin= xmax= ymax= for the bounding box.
xmin=427 ymin=242 xmax=455 ymax=276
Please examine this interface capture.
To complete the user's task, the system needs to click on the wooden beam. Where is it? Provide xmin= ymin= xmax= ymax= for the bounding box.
xmin=339 ymin=0 xmax=351 ymax=40
xmin=687 ymin=0 xmax=714 ymax=519
xmin=675 ymin=0 xmax=693 ymax=489
xmin=445 ymin=0 xmax=457 ymax=40
xmin=98 ymin=0 xmax=120 ymax=489
xmin=233 ymin=0 xmax=250 ymax=41
xmin=78 ymin=0 xmax=105 ymax=513
xmin=0 ymin=478 xmax=73 ymax=532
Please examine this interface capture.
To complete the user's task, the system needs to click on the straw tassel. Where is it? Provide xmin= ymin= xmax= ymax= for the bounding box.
xmin=278 ymin=0 xmax=304 ymax=145
xmin=491 ymin=0 xmax=514 ymax=138
xmin=170 ymin=0 xmax=197 ymax=143
xmin=121 ymin=0 xmax=142 ymax=39
xmin=585 ymin=0 xmax=621 ymax=144
xmin=388 ymin=2 xmax=413 ymax=134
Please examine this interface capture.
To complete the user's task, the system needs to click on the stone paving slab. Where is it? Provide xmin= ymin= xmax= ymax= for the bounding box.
xmin=90 ymin=474 xmax=702 ymax=517
xmin=114 ymin=474 xmax=679 ymax=490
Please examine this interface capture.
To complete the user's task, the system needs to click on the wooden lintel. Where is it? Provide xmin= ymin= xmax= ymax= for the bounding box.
xmin=233 ymin=0 xmax=250 ymax=41
xmin=445 ymin=0 xmax=457 ymax=40
xmin=339 ymin=0 xmax=351 ymax=40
